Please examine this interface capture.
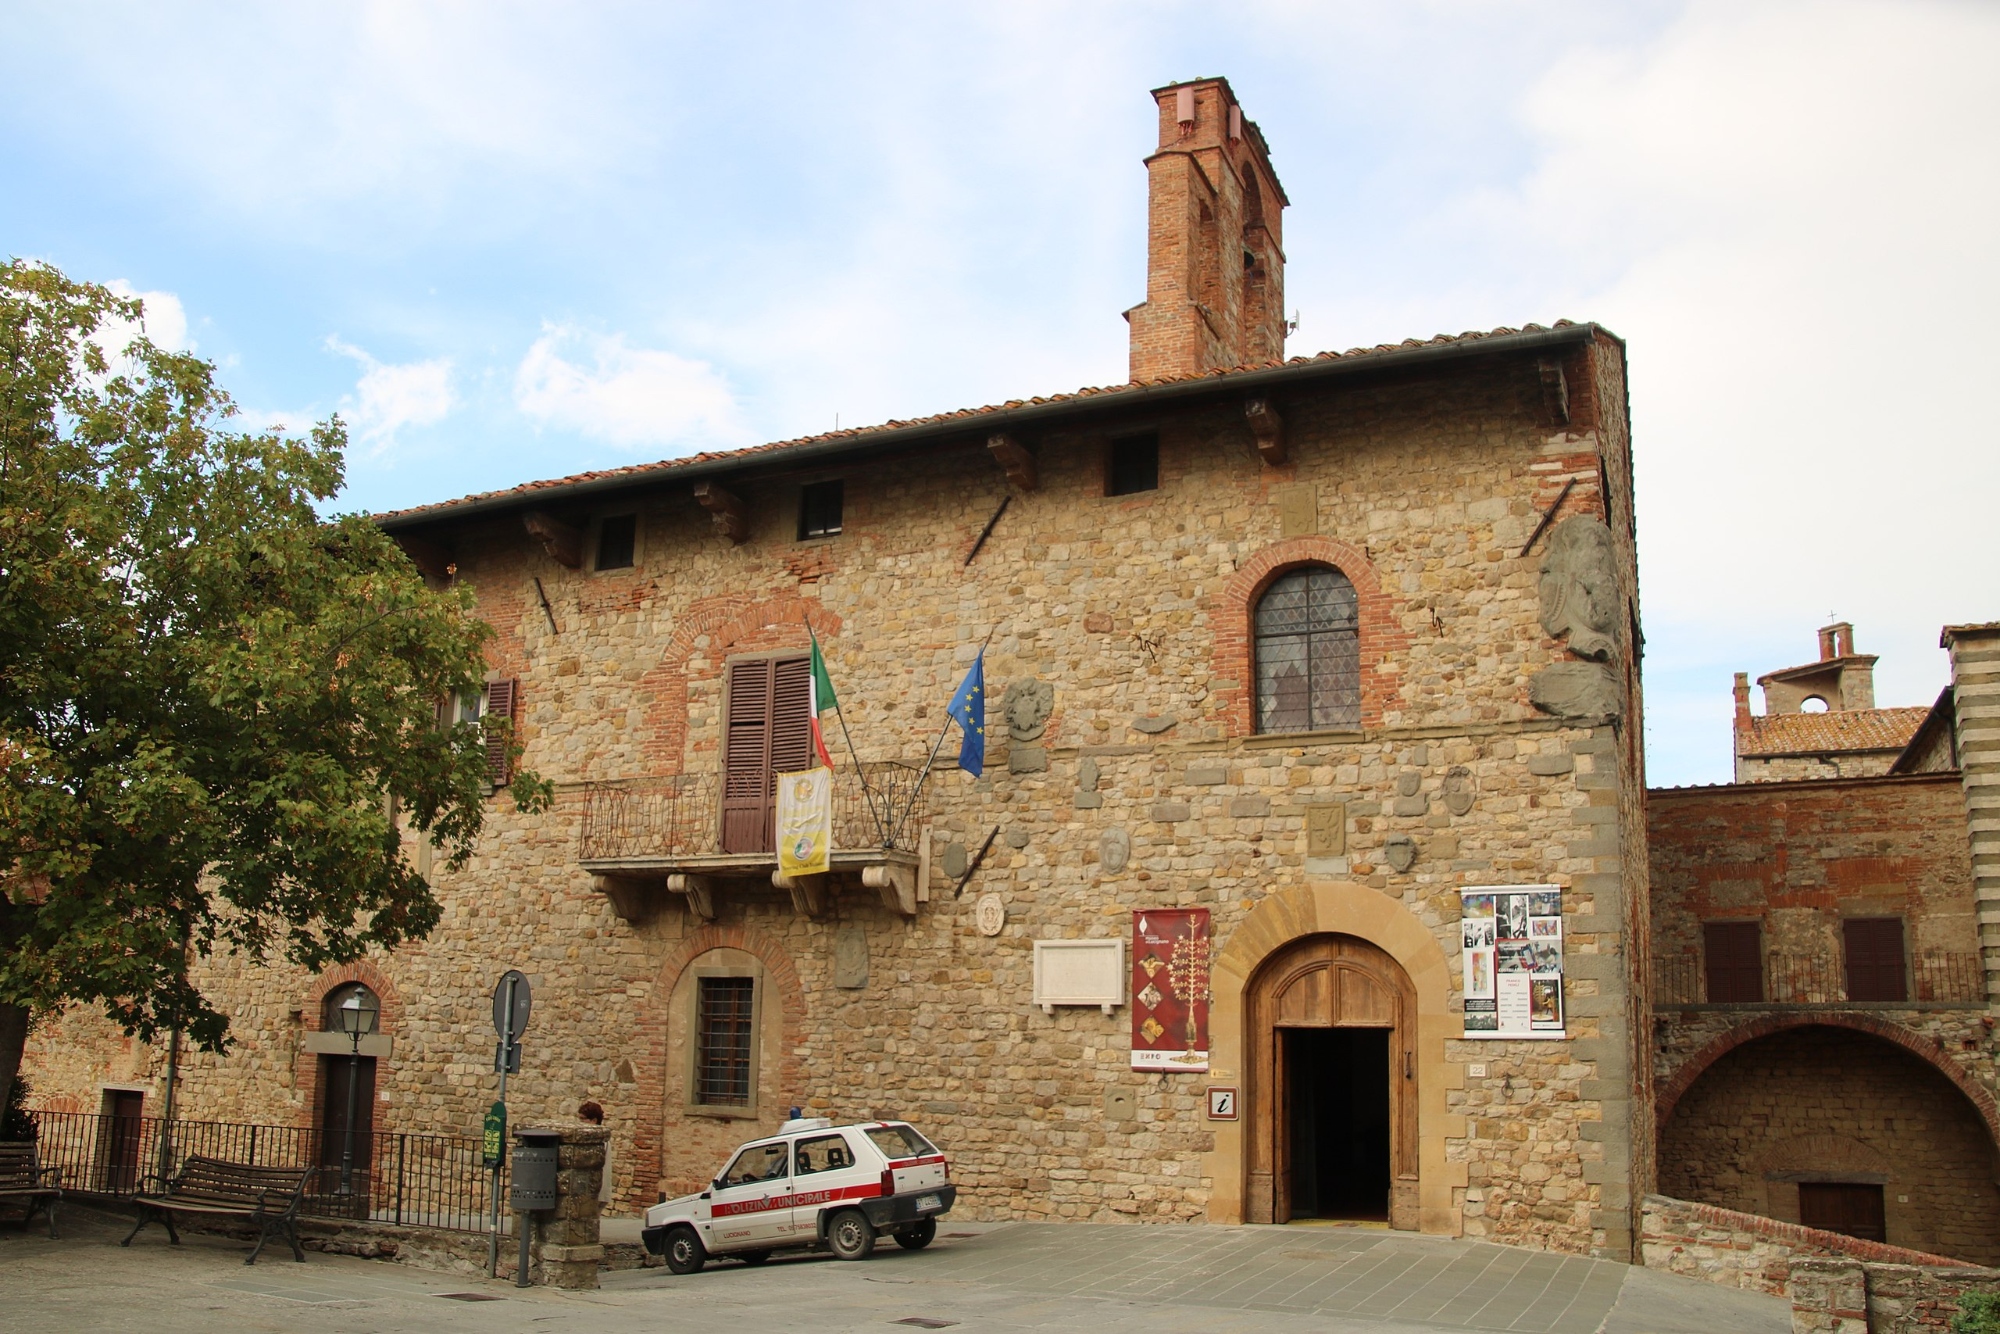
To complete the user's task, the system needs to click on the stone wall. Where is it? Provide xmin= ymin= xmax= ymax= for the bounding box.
xmin=1791 ymin=1257 xmax=2000 ymax=1334
xmin=23 ymin=332 xmax=1650 ymax=1257
xmin=1640 ymin=1194 xmax=1968 ymax=1298
xmin=1657 ymin=1025 xmax=2000 ymax=1264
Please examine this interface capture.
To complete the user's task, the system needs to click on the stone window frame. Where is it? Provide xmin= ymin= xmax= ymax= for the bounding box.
xmin=1250 ymin=562 xmax=1362 ymax=735
xmin=686 ymin=962 xmax=764 ymax=1120
xmin=1209 ymin=537 xmax=1399 ymax=738
xmin=589 ymin=511 xmax=643 ymax=574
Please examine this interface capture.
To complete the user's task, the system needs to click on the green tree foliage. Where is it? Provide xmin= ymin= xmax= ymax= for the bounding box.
xmin=1957 ymin=1291 xmax=2000 ymax=1334
xmin=0 ymin=259 xmax=549 ymax=1110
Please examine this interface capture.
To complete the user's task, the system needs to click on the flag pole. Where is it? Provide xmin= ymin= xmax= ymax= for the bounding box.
xmin=896 ymin=624 xmax=998 ymax=848
xmin=808 ymin=620 xmax=889 ymax=848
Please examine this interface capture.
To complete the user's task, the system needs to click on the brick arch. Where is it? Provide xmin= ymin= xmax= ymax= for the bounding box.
xmin=303 ymin=959 xmax=402 ymax=1035
xmin=626 ymin=922 xmax=809 ymax=1209
xmin=1207 ymin=536 xmax=1406 ymax=734
xmin=639 ymin=592 xmax=843 ymax=772
xmin=1656 ymin=1013 xmax=2000 ymax=1149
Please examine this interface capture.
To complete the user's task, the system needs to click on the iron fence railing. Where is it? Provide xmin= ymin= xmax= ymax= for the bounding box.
xmin=24 ymin=1109 xmax=502 ymax=1232
xmin=1652 ymin=949 xmax=1982 ymax=1006
xmin=580 ymin=761 xmax=932 ymax=861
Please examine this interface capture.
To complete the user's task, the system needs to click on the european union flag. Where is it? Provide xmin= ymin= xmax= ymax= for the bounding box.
xmin=946 ymin=653 xmax=986 ymax=777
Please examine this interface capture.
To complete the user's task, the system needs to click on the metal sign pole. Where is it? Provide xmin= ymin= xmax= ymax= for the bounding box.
xmin=485 ymin=969 xmax=531 ymax=1281
xmin=486 ymin=975 xmax=513 ymax=1279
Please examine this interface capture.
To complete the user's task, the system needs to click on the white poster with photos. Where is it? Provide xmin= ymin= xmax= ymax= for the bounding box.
xmin=1460 ymin=885 xmax=1565 ymax=1039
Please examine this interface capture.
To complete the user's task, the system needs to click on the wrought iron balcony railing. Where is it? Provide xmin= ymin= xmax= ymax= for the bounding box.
xmin=578 ymin=761 xmax=932 ymax=863
xmin=1652 ymin=948 xmax=1982 ymax=1007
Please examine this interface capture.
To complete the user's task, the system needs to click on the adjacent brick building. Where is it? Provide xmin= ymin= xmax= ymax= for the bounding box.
xmin=1650 ymin=626 xmax=2000 ymax=1262
xmin=23 ymin=79 xmax=1657 ymax=1260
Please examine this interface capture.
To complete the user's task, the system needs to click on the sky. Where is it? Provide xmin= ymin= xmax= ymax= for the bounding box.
xmin=3 ymin=0 xmax=1995 ymax=787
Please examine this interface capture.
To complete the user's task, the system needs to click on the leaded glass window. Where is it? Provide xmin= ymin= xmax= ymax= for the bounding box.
xmin=1254 ymin=566 xmax=1360 ymax=733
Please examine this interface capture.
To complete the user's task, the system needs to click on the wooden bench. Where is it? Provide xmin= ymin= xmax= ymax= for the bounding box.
xmin=123 ymin=1155 xmax=311 ymax=1264
xmin=0 ymin=1141 xmax=61 ymax=1238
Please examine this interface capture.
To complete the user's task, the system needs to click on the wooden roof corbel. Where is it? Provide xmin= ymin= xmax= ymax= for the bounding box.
xmin=987 ymin=432 xmax=1038 ymax=491
xmin=693 ymin=482 xmax=747 ymax=544
xmin=393 ymin=533 xmax=454 ymax=582
xmin=1244 ymin=398 xmax=1286 ymax=467
xmin=522 ymin=510 xmax=583 ymax=568
xmin=1538 ymin=357 xmax=1570 ymax=427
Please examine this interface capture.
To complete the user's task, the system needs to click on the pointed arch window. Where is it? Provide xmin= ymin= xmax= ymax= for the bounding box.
xmin=1254 ymin=565 xmax=1360 ymax=733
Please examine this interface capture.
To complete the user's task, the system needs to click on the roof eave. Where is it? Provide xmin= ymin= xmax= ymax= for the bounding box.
xmin=376 ymin=323 xmax=1602 ymax=533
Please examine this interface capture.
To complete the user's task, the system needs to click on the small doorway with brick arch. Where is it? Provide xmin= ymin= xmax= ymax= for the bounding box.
xmin=1247 ymin=933 xmax=1419 ymax=1227
xmin=314 ymin=983 xmax=378 ymax=1214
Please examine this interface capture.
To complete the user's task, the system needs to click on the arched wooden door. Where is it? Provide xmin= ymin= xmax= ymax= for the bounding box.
xmin=1246 ymin=933 xmax=1419 ymax=1227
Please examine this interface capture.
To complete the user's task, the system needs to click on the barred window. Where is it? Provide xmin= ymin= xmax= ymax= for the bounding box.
xmin=694 ymin=976 xmax=756 ymax=1106
xmin=1254 ymin=566 xmax=1360 ymax=733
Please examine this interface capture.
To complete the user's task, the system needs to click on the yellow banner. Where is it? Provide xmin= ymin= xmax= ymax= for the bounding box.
xmin=776 ymin=766 xmax=832 ymax=876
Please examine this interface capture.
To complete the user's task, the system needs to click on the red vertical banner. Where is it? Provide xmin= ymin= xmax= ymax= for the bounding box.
xmin=1131 ymin=909 xmax=1211 ymax=1071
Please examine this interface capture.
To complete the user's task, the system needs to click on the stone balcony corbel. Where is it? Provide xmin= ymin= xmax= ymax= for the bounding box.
xmin=665 ymin=873 xmax=717 ymax=921
xmin=771 ymin=869 xmax=830 ymax=919
xmin=861 ymin=861 xmax=919 ymax=918
xmin=591 ymin=873 xmax=658 ymax=925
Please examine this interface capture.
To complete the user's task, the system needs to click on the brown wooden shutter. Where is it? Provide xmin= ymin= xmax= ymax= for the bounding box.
xmin=721 ymin=660 xmax=774 ymax=853
xmin=719 ymin=657 xmax=811 ymax=855
xmin=483 ymin=679 xmax=517 ymax=786
xmin=770 ymin=657 xmax=813 ymax=775
xmin=1844 ymin=918 xmax=1906 ymax=1002
xmin=1703 ymin=921 xmax=1763 ymax=1003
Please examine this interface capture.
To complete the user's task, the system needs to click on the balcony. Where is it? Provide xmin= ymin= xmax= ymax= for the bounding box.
xmin=578 ymin=762 xmax=934 ymax=922
xmin=1653 ymin=948 xmax=1983 ymax=1010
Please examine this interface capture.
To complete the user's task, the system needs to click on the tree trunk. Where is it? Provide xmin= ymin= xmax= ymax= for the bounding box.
xmin=0 ymin=1002 xmax=29 ymax=1124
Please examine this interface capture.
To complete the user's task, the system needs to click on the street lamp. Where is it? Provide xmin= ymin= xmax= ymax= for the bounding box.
xmin=332 ymin=988 xmax=379 ymax=1198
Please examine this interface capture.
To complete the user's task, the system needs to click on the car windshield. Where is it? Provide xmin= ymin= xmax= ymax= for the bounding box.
xmin=863 ymin=1124 xmax=936 ymax=1160
xmin=719 ymin=1141 xmax=790 ymax=1187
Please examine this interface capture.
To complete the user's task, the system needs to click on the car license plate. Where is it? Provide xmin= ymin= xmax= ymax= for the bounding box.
xmin=916 ymin=1194 xmax=941 ymax=1211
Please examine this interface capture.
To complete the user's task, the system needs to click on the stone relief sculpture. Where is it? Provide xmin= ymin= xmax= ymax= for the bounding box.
xmin=1537 ymin=516 xmax=1620 ymax=661
xmin=1531 ymin=515 xmax=1624 ymax=721
xmin=1100 ymin=827 xmax=1132 ymax=875
xmin=1002 ymin=678 xmax=1055 ymax=741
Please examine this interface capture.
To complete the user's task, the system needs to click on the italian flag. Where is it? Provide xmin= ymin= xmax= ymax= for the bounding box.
xmin=808 ymin=630 xmax=838 ymax=769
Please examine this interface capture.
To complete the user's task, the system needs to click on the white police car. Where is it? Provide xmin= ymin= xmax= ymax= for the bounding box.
xmin=641 ymin=1117 xmax=955 ymax=1273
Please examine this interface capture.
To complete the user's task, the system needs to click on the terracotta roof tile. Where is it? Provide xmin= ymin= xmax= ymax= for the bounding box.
xmin=1736 ymin=707 xmax=1930 ymax=758
xmin=375 ymin=320 xmax=1586 ymax=526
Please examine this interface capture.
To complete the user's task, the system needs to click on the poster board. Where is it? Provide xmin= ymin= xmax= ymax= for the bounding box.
xmin=775 ymin=767 xmax=832 ymax=876
xmin=1130 ymin=909 xmax=1211 ymax=1071
xmin=1460 ymin=885 xmax=1565 ymax=1039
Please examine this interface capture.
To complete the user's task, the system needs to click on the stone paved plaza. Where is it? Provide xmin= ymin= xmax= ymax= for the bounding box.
xmin=0 ymin=1209 xmax=1788 ymax=1334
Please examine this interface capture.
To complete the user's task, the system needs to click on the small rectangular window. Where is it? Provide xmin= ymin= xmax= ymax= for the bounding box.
xmin=798 ymin=480 xmax=843 ymax=539
xmin=1703 ymin=921 xmax=1763 ymax=1003
xmin=1106 ymin=435 xmax=1159 ymax=496
xmin=695 ymin=976 xmax=756 ymax=1106
xmin=595 ymin=514 xmax=636 ymax=570
xmin=1844 ymin=917 xmax=1906 ymax=1002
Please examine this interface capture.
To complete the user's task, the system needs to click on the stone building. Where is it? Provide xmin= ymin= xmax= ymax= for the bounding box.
xmin=1730 ymin=623 xmax=1930 ymax=783
xmin=1649 ymin=623 xmax=2000 ymax=1262
xmin=25 ymin=78 xmax=1657 ymax=1257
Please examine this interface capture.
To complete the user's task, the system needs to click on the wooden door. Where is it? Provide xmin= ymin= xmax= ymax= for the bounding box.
xmin=102 ymin=1090 xmax=143 ymax=1193
xmin=316 ymin=1054 xmax=377 ymax=1206
xmin=720 ymin=656 xmax=812 ymax=854
xmin=1246 ymin=934 xmax=1419 ymax=1228
xmin=1799 ymin=1182 xmax=1886 ymax=1242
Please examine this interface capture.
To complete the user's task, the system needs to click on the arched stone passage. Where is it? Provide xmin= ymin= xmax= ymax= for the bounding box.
xmin=1203 ymin=880 xmax=1463 ymax=1234
xmin=1657 ymin=1012 xmax=2000 ymax=1148
xmin=1659 ymin=1023 xmax=2000 ymax=1264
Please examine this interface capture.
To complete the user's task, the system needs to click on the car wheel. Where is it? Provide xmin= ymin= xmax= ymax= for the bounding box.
xmin=893 ymin=1218 xmax=937 ymax=1251
xmin=664 ymin=1226 xmax=706 ymax=1275
xmin=738 ymin=1250 xmax=771 ymax=1266
xmin=826 ymin=1209 xmax=876 ymax=1261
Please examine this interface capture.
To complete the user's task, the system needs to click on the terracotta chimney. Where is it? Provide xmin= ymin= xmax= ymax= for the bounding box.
xmin=1126 ymin=79 xmax=1289 ymax=383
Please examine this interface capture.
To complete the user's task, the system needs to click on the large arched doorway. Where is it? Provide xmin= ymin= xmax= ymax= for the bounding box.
xmin=1246 ymin=933 xmax=1418 ymax=1227
xmin=1660 ymin=1023 xmax=2000 ymax=1263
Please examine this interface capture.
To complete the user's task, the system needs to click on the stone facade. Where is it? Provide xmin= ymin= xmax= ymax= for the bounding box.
xmin=23 ymin=318 xmax=1650 ymax=1259
xmin=1791 ymin=1257 xmax=2000 ymax=1334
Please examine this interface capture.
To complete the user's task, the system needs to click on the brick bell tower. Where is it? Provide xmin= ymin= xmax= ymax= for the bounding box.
xmin=1127 ymin=78 xmax=1290 ymax=382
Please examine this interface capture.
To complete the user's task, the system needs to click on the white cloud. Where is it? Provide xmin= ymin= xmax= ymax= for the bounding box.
xmin=326 ymin=336 xmax=455 ymax=455
xmin=513 ymin=323 xmax=750 ymax=452
xmin=103 ymin=280 xmax=192 ymax=352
